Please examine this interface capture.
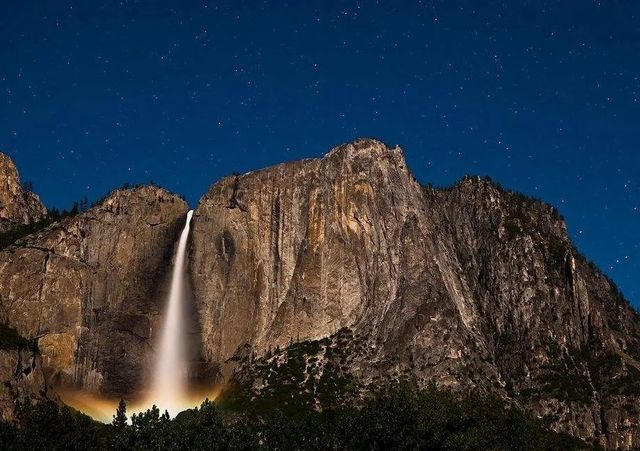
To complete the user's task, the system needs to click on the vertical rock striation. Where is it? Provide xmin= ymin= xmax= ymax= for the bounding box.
xmin=191 ymin=138 xmax=640 ymax=449
xmin=428 ymin=177 xmax=640 ymax=449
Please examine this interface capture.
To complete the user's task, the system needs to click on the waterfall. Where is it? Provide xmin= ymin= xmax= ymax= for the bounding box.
xmin=60 ymin=209 xmax=219 ymax=422
xmin=148 ymin=209 xmax=193 ymax=416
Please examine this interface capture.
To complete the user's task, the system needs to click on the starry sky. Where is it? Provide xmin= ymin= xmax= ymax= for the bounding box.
xmin=1 ymin=1 xmax=638 ymax=307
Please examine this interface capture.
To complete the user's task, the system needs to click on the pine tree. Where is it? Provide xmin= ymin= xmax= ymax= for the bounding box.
xmin=112 ymin=398 xmax=128 ymax=429
xmin=79 ymin=195 xmax=88 ymax=212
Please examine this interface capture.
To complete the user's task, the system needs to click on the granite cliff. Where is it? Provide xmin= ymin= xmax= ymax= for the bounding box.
xmin=0 ymin=185 xmax=188 ymax=409
xmin=0 ymin=324 xmax=51 ymax=422
xmin=0 ymin=152 xmax=47 ymax=233
xmin=190 ymin=139 xmax=640 ymax=449
xmin=0 ymin=139 xmax=638 ymax=448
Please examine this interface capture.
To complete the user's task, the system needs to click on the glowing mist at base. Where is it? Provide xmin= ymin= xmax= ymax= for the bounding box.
xmin=58 ymin=385 xmax=223 ymax=423
xmin=146 ymin=209 xmax=194 ymax=416
xmin=60 ymin=210 xmax=221 ymax=422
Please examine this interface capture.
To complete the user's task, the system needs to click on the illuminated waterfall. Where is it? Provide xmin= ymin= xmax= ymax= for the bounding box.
xmin=148 ymin=209 xmax=193 ymax=416
xmin=59 ymin=209 xmax=220 ymax=421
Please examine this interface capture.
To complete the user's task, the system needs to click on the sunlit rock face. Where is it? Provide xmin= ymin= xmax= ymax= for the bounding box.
xmin=0 ymin=152 xmax=47 ymax=232
xmin=191 ymin=139 xmax=483 ymax=385
xmin=0 ymin=186 xmax=188 ymax=402
xmin=191 ymin=138 xmax=640 ymax=449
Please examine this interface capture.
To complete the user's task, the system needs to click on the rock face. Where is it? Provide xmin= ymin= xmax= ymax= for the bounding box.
xmin=191 ymin=139 xmax=640 ymax=449
xmin=0 ymin=138 xmax=637 ymax=447
xmin=0 ymin=152 xmax=47 ymax=232
xmin=0 ymin=186 xmax=188 ymax=399
xmin=0 ymin=347 xmax=51 ymax=422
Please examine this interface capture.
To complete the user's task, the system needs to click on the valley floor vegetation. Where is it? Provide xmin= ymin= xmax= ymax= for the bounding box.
xmin=0 ymin=383 xmax=592 ymax=451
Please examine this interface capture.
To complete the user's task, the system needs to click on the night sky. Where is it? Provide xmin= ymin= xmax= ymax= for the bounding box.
xmin=1 ymin=1 xmax=638 ymax=307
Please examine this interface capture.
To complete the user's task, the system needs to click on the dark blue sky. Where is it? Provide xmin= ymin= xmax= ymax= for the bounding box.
xmin=1 ymin=1 xmax=638 ymax=306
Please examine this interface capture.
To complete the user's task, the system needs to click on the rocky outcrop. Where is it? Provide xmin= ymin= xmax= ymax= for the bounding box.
xmin=191 ymin=138 xmax=640 ymax=449
xmin=425 ymin=177 xmax=640 ymax=450
xmin=0 ymin=186 xmax=188 ymax=399
xmin=0 ymin=152 xmax=47 ymax=232
xmin=0 ymin=347 xmax=51 ymax=422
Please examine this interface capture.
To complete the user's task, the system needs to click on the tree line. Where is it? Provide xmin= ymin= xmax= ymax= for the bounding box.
xmin=0 ymin=199 xmax=87 ymax=251
xmin=0 ymin=382 xmax=592 ymax=450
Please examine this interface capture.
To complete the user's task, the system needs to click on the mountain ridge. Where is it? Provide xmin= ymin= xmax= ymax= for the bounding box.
xmin=0 ymin=139 xmax=638 ymax=448
xmin=190 ymin=138 xmax=640 ymax=449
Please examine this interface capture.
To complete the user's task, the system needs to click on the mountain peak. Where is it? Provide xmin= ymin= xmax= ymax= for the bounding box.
xmin=0 ymin=152 xmax=19 ymax=180
xmin=0 ymin=152 xmax=47 ymax=232
xmin=324 ymin=137 xmax=405 ymax=167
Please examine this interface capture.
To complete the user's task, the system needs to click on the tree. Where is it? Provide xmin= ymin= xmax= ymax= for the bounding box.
xmin=112 ymin=399 xmax=128 ymax=429
xmin=79 ymin=196 xmax=89 ymax=212
xmin=110 ymin=399 xmax=132 ymax=450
